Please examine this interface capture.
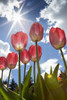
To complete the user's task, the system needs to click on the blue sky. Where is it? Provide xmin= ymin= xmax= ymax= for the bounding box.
xmin=0 ymin=0 xmax=67 ymax=84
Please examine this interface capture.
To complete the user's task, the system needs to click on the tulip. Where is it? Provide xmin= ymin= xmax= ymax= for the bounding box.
xmin=29 ymin=22 xmax=44 ymax=42
xmin=11 ymin=31 xmax=28 ymax=51
xmin=49 ymin=27 xmax=66 ymax=49
xmin=7 ymin=52 xmax=18 ymax=69
xmin=29 ymin=23 xmax=44 ymax=99
xmin=11 ymin=31 xmax=28 ymax=96
xmin=29 ymin=45 xmax=42 ymax=62
xmin=0 ymin=57 xmax=7 ymax=80
xmin=7 ymin=52 xmax=18 ymax=87
xmin=20 ymin=49 xmax=30 ymax=81
xmin=29 ymin=45 xmax=42 ymax=85
xmin=20 ymin=49 xmax=30 ymax=64
xmin=49 ymin=27 xmax=67 ymax=75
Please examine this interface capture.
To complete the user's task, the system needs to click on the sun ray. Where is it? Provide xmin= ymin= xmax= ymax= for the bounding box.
xmin=0 ymin=21 xmax=12 ymax=27
xmin=18 ymin=20 xmax=26 ymax=32
xmin=21 ymin=17 xmax=33 ymax=23
xmin=6 ymin=1 xmax=25 ymax=39
xmin=21 ymin=1 xmax=42 ymax=16
xmin=6 ymin=21 xmax=16 ymax=39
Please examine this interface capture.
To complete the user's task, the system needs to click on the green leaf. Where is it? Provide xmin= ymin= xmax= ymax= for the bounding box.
xmin=0 ymin=93 xmax=5 ymax=100
xmin=22 ymin=66 xmax=32 ymax=97
xmin=45 ymin=72 xmax=67 ymax=100
xmin=0 ymin=79 xmax=25 ymax=100
xmin=15 ymin=85 xmax=19 ymax=93
xmin=50 ymin=66 xmax=52 ymax=74
xmin=52 ymin=63 xmax=59 ymax=78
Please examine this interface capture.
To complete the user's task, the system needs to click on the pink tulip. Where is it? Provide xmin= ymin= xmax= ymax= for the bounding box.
xmin=7 ymin=52 xmax=18 ymax=69
xmin=29 ymin=45 xmax=42 ymax=62
xmin=20 ymin=49 xmax=30 ymax=64
xmin=0 ymin=57 xmax=7 ymax=70
xmin=11 ymin=31 xmax=28 ymax=51
xmin=49 ymin=27 xmax=66 ymax=49
xmin=29 ymin=22 xmax=44 ymax=42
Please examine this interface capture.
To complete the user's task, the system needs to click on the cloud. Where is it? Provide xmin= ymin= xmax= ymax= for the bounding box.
xmin=59 ymin=48 xmax=67 ymax=61
xmin=0 ymin=69 xmax=12 ymax=81
xmin=37 ymin=0 xmax=67 ymax=37
xmin=44 ymin=0 xmax=52 ymax=4
xmin=0 ymin=0 xmax=23 ymax=21
xmin=41 ymin=35 xmax=49 ymax=43
xmin=41 ymin=59 xmax=62 ymax=77
xmin=0 ymin=0 xmax=8 ymax=4
xmin=64 ymin=54 xmax=67 ymax=61
xmin=0 ymin=40 xmax=11 ymax=57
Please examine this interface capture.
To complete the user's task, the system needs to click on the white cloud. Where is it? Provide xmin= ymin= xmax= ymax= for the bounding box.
xmin=41 ymin=59 xmax=62 ymax=77
xmin=64 ymin=54 xmax=67 ymax=61
xmin=0 ymin=0 xmax=23 ymax=21
xmin=0 ymin=40 xmax=11 ymax=57
xmin=59 ymin=48 xmax=67 ymax=61
xmin=44 ymin=0 xmax=52 ymax=4
xmin=0 ymin=69 xmax=12 ymax=81
xmin=41 ymin=35 xmax=49 ymax=43
xmin=38 ymin=0 xmax=67 ymax=37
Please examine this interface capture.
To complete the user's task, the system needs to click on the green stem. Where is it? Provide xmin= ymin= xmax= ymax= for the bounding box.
xmin=1 ymin=70 xmax=3 ymax=81
xmin=60 ymin=48 xmax=67 ymax=75
xmin=35 ymin=41 xmax=45 ymax=100
xmin=24 ymin=63 xmax=26 ymax=82
xmin=33 ymin=62 xmax=35 ymax=85
xmin=7 ymin=69 xmax=11 ymax=88
xmin=18 ymin=50 xmax=21 ymax=97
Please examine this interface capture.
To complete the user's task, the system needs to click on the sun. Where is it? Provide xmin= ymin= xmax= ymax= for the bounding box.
xmin=5 ymin=1 xmax=33 ymax=39
xmin=12 ymin=12 xmax=22 ymax=23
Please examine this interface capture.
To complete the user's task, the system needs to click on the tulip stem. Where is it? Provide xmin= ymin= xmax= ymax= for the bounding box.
xmin=18 ymin=50 xmax=21 ymax=97
xmin=24 ymin=63 xmax=26 ymax=82
xmin=33 ymin=61 xmax=35 ymax=85
xmin=60 ymin=48 xmax=67 ymax=75
xmin=1 ymin=70 xmax=3 ymax=81
xmin=7 ymin=69 xmax=11 ymax=88
xmin=35 ymin=41 xmax=45 ymax=100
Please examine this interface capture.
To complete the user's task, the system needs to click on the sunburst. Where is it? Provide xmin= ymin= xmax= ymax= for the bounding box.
xmin=6 ymin=1 xmax=33 ymax=39
xmin=2 ymin=0 xmax=41 ymax=39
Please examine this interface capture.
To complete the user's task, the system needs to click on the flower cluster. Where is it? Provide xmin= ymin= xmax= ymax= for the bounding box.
xmin=0 ymin=22 xmax=67 ymax=100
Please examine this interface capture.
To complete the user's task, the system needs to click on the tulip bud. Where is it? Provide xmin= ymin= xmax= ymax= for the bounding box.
xmin=29 ymin=45 xmax=42 ymax=62
xmin=49 ymin=27 xmax=66 ymax=49
xmin=0 ymin=57 xmax=7 ymax=70
xmin=7 ymin=52 xmax=18 ymax=69
xmin=29 ymin=22 xmax=44 ymax=42
xmin=20 ymin=49 xmax=30 ymax=64
xmin=11 ymin=31 xmax=28 ymax=51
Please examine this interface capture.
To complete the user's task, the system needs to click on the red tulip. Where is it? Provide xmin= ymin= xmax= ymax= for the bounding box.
xmin=29 ymin=45 xmax=42 ymax=62
xmin=11 ymin=31 xmax=28 ymax=51
xmin=0 ymin=57 xmax=7 ymax=70
xmin=7 ymin=52 xmax=18 ymax=69
xmin=29 ymin=22 xmax=44 ymax=42
xmin=49 ymin=27 xmax=66 ymax=49
xmin=20 ymin=49 xmax=30 ymax=64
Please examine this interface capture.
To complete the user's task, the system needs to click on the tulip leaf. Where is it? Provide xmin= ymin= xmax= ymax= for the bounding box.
xmin=22 ymin=66 xmax=32 ymax=97
xmin=0 ymin=94 xmax=5 ymax=100
xmin=52 ymin=63 xmax=59 ymax=78
xmin=0 ymin=79 xmax=25 ymax=100
xmin=45 ymin=72 xmax=67 ymax=100
xmin=50 ymin=66 xmax=52 ymax=74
